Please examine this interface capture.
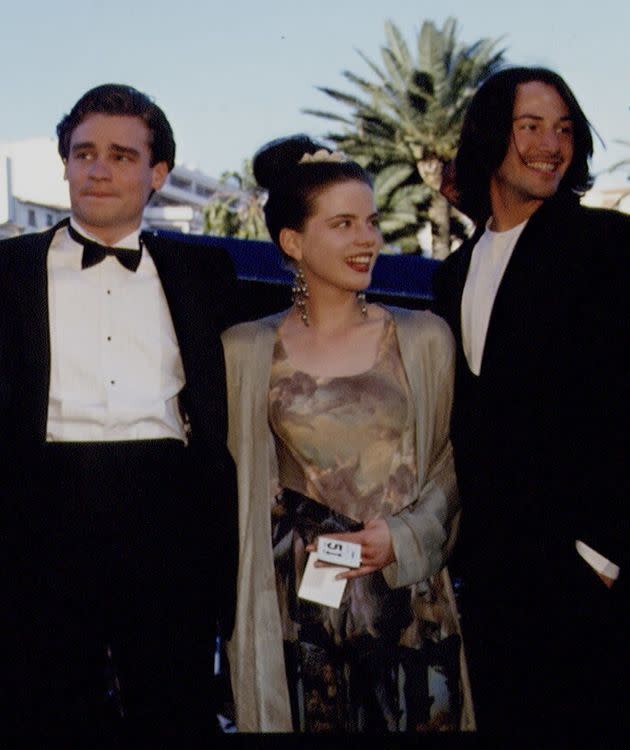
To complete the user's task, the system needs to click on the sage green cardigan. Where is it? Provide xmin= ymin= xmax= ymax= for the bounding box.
xmin=222 ymin=306 xmax=466 ymax=732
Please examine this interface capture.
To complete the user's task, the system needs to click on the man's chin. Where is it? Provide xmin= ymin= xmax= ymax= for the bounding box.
xmin=73 ymin=210 xmax=123 ymax=230
xmin=528 ymin=183 xmax=562 ymax=201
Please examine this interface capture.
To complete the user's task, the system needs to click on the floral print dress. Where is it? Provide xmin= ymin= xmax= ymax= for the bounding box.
xmin=268 ymin=313 xmax=465 ymax=733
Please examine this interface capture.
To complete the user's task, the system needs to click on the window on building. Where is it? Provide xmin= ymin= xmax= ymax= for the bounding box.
xmin=169 ymin=175 xmax=192 ymax=191
xmin=195 ymin=184 xmax=214 ymax=199
xmin=28 ymin=209 xmax=37 ymax=227
xmin=46 ymin=213 xmax=54 ymax=227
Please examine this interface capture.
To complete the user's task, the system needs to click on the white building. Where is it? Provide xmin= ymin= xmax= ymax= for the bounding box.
xmin=582 ymin=171 xmax=630 ymax=214
xmin=0 ymin=137 xmax=220 ymax=239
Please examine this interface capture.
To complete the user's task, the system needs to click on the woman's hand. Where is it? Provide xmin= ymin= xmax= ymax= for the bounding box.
xmin=306 ymin=518 xmax=395 ymax=580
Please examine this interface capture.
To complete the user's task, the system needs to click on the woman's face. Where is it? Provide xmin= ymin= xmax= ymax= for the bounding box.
xmin=281 ymin=179 xmax=383 ymax=295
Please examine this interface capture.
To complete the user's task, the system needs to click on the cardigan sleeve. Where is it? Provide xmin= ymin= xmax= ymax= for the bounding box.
xmin=382 ymin=314 xmax=459 ymax=588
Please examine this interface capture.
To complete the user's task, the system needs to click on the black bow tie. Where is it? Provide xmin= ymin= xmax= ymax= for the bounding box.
xmin=67 ymin=224 xmax=142 ymax=272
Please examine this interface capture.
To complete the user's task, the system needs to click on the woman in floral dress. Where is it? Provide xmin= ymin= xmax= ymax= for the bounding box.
xmin=222 ymin=134 xmax=474 ymax=733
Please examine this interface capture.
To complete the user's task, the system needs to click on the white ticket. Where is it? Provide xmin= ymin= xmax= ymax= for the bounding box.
xmin=317 ymin=536 xmax=362 ymax=568
xmin=298 ymin=552 xmax=349 ymax=609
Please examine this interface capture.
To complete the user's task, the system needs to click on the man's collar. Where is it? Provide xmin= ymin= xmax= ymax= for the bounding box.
xmin=69 ymin=217 xmax=142 ymax=251
xmin=489 ymin=190 xmax=581 ymax=233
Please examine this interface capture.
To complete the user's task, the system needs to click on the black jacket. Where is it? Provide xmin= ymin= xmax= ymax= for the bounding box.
xmin=0 ymin=220 xmax=239 ymax=637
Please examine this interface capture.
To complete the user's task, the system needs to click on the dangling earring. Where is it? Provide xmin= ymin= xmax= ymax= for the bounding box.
xmin=292 ymin=266 xmax=310 ymax=327
xmin=357 ymin=291 xmax=367 ymax=318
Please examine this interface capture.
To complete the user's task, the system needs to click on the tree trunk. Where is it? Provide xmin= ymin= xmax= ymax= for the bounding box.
xmin=417 ymin=158 xmax=451 ymax=259
xmin=429 ymin=191 xmax=451 ymax=260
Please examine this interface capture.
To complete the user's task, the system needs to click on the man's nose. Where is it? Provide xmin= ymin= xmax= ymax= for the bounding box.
xmin=539 ymin=127 xmax=561 ymax=151
xmin=88 ymin=158 xmax=112 ymax=179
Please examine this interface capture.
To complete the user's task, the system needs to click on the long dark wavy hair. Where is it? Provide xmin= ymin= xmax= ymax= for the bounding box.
xmin=455 ymin=67 xmax=594 ymax=224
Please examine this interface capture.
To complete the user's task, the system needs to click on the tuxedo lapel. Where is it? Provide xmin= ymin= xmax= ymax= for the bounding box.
xmin=433 ymin=235 xmax=475 ymax=349
xmin=142 ymin=231 xmax=235 ymax=454
xmin=141 ymin=232 xmax=203 ymax=379
xmin=15 ymin=223 xmax=66 ymax=442
xmin=450 ymin=241 xmax=475 ymax=348
xmin=142 ymin=229 xmax=225 ymax=440
xmin=478 ymin=224 xmax=537 ymax=373
xmin=477 ymin=196 xmax=576 ymax=377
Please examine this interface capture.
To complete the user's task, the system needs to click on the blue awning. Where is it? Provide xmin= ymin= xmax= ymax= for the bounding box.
xmin=160 ymin=232 xmax=440 ymax=301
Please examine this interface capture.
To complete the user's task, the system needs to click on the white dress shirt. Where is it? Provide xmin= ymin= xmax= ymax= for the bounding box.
xmin=46 ymin=220 xmax=187 ymax=443
xmin=461 ymin=217 xmax=619 ymax=581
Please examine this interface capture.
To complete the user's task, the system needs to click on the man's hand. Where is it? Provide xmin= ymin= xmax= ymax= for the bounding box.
xmin=306 ymin=518 xmax=395 ymax=580
xmin=597 ymin=572 xmax=615 ymax=589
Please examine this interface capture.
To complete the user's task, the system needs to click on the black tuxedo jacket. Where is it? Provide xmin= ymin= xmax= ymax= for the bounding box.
xmin=432 ymin=192 xmax=629 ymax=594
xmin=0 ymin=219 xmax=239 ymax=636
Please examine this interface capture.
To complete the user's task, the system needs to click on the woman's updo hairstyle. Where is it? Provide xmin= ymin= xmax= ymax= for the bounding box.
xmin=253 ymin=133 xmax=372 ymax=250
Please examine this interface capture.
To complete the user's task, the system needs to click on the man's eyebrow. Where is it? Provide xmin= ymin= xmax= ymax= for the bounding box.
xmin=109 ymin=143 xmax=141 ymax=157
xmin=326 ymin=212 xmax=356 ymax=220
xmin=513 ymin=114 xmax=573 ymax=121
xmin=70 ymin=140 xmax=95 ymax=152
xmin=69 ymin=142 xmax=142 ymax=157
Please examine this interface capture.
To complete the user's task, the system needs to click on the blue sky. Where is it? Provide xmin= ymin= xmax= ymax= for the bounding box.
xmin=1 ymin=0 xmax=628 ymax=181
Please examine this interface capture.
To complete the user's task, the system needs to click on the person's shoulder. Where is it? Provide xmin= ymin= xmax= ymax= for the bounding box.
xmin=0 ymin=229 xmax=50 ymax=250
xmin=572 ymin=206 xmax=630 ymax=304
xmin=143 ymin=230 xmax=234 ymax=266
xmin=541 ymin=193 xmax=630 ymax=235
xmin=573 ymin=201 xmax=629 ymax=228
xmin=575 ymin=200 xmax=630 ymax=222
xmin=0 ymin=228 xmax=53 ymax=267
xmin=222 ymin=310 xmax=287 ymax=349
xmin=386 ymin=306 xmax=455 ymax=381
xmin=221 ymin=318 xmax=262 ymax=345
xmin=567 ymin=203 xmax=630 ymax=268
xmin=387 ymin=305 xmax=455 ymax=347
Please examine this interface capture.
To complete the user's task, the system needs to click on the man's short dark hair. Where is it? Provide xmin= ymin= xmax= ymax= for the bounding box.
xmin=455 ymin=66 xmax=594 ymax=223
xmin=56 ymin=84 xmax=176 ymax=171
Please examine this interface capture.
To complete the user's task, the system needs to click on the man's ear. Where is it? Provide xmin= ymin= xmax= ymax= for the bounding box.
xmin=279 ymin=227 xmax=302 ymax=262
xmin=62 ymin=160 xmax=68 ymax=181
xmin=151 ymin=161 xmax=169 ymax=191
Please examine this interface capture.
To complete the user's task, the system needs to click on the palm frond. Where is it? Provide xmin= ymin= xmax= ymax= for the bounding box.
xmin=305 ymin=15 xmax=508 ymax=253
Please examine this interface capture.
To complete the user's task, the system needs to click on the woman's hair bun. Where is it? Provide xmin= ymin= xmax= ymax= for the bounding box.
xmin=252 ymin=133 xmax=325 ymax=190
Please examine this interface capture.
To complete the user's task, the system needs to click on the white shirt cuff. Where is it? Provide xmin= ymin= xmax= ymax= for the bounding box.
xmin=575 ymin=539 xmax=620 ymax=580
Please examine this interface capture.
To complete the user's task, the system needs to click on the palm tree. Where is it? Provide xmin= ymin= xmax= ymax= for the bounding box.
xmin=203 ymin=160 xmax=269 ymax=241
xmin=304 ymin=18 xmax=505 ymax=257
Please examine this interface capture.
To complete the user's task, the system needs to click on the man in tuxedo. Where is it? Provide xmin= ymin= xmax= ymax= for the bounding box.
xmin=432 ymin=67 xmax=628 ymax=735
xmin=0 ymin=84 xmax=238 ymax=740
